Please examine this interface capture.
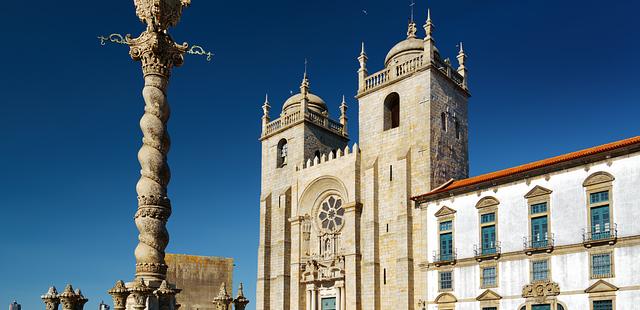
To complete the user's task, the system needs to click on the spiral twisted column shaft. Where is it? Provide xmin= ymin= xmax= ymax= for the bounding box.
xmin=128 ymin=28 xmax=187 ymax=281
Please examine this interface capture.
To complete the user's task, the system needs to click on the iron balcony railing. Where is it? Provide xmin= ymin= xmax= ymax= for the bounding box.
xmin=583 ymin=223 xmax=618 ymax=247
xmin=474 ymin=242 xmax=502 ymax=260
xmin=433 ymin=250 xmax=457 ymax=265
xmin=523 ymin=234 xmax=555 ymax=254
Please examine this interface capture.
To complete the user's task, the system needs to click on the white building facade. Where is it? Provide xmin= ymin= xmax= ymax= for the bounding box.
xmin=413 ymin=138 xmax=640 ymax=310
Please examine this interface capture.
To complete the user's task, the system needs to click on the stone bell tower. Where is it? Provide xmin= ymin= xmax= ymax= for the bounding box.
xmin=355 ymin=10 xmax=470 ymax=309
xmin=257 ymin=72 xmax=349 ymax=310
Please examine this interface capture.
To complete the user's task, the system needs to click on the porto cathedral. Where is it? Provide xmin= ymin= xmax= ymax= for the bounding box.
xmin=256 ymin=9 xmax=640 ymax=310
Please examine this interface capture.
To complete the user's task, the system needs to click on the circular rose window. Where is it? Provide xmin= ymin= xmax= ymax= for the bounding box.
xmin=318 ymin=196 xmax=344 ymax=232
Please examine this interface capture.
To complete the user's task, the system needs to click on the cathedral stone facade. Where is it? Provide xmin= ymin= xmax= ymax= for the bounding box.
xmin=257 ymin=11 xmax=470 ymax=310
xmin=256 ymin=8 xmax=640 ymax=310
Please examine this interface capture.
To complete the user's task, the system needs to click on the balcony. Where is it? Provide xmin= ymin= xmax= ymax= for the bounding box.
xmin=433 ymin=250 xmax=457 ymax=267
xmin=583 ymin=224 xmax=618 ymax=248
xmin=523 ymin=234 xmax=554 ymax=255
xmin=474 ymin=242 xmax=501 ymax=262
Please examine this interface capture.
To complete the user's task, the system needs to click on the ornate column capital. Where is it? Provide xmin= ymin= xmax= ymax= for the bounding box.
xmin=41 ymin=286 xmax=60 ymax=310
xmin=108 ymin=280 xmax=130 ymax=310
xmin=128 ymin=31 xmax=188 ymax=78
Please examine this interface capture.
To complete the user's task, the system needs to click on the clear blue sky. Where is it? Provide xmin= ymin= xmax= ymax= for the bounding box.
xmin=1 ymin=1 xmax=638 ymax=309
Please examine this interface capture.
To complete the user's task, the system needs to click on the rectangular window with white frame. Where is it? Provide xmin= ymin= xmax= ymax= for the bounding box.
xmin=481 ymin=266 xmax=497 ymax=288
xmin=531 ymin=259 xmax=549 ymax=281
xmin=439 ymin=271 xmax=453 ymax=291
xmin=592 ymin=299 xmax=613 ymax=310
xmin=591 ymin=252 xmax=613 ymax=279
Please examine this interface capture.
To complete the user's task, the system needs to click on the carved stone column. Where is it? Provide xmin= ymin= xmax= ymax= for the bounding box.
xmin=41 ymin=286 xmax=60 ymax=310
xmin=108 ymin=281 xmax=131 ymax=310
xmin=127 ymin=0 xmax=190 ymax=282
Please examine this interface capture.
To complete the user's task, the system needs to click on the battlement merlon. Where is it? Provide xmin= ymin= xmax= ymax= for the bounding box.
xmin=260 ymin=109 xmax=348 ymax=141
xmin=295 ymin=143 xmax=360 ymax=172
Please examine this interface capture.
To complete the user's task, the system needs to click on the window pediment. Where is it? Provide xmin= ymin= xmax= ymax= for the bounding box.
xmin=434 ymin=292 xmax=457 ymax=304
xmin=476 ymin=289 xmax=502 ymax=301
xmin=585 ymin=279 xmax=619 ymax=293
xmin=476 ymin=196 xmax=500 ymax=209
xmin=524 ymin=185 xmax=553 ymax=198
xmin=434 ymin=206 xmax=457 ymax=217
xmin=583 ymin=171 xmax=615 ymax=187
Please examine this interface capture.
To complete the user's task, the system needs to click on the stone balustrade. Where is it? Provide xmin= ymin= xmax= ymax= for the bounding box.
xmin=262 ymin=109 xmax=345 ymax=138
xmin=361 ymin=54 xmax=465 ymax=94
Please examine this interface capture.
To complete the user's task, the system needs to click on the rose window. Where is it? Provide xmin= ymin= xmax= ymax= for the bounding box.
xmin=318 ymin=196 xmax=344 ymax=232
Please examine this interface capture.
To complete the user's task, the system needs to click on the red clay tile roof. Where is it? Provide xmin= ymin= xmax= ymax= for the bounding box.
xmin=412 ymin=136 xmax=640 ymax=202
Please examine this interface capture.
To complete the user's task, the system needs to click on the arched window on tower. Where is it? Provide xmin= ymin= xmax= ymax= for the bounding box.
xmin=277 ymin=139 xmax=288 ymax=168
xmin=441 ymin=112 xmax=447 ymax=132
xmin=383 ymin=92 xmax=400 ymax=130
xmin=454 ymin=118 xmax=460 ymax=139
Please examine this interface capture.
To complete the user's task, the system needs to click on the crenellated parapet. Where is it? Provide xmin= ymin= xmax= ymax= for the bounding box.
xmin=296 ymin=143 xmax=360 ymax=172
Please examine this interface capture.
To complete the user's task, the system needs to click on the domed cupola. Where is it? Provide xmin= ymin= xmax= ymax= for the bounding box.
xmin=384 ymin=17 xmax=438 ymax=67
xmin=282 ymin=72 xmax=328 ymax=115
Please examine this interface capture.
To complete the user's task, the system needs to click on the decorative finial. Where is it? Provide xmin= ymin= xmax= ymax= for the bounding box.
xmin=360 ymin=42 xmax=366 ymax=56
xmin=407 ymin=20 xmax=417 ymax=38
xmin=456 ymin=41 xmax=468 ymax=89
xmin=218 ymin=282 xmax=228 ymax=296
xmin=237 ymin=283 xmax=245 ymax=298
xmin=410 ymin=0 xmax=416 ymax=23
xmin=233 ymin=283 xmax=250 ymax=310
xmin=339 ymin=95 xmax=348 ymax=136
xmin=424 ymin=8 xmax=434 ymax=39
xmin=263 ymin=93 xmax=270 ymax=107
xmin=300 ymin=60 xmax=310 ymax=98
xmin=108 ymin=280 xmax=130 ymax=310
xmin=304 ymin=58 xmax=308 ymax=75
xmin=213 ymin=283 xmax=233 ymax=310
xmin=42 ymin=286 xmax=60 ymax=310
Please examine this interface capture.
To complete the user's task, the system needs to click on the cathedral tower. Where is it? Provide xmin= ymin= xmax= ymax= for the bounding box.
xmin=355 ymin=11 xmax=470 ymax=309
xmin=257 ymin=73 xmax=350 ymax=310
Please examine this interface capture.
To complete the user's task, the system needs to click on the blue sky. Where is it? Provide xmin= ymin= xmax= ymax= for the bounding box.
xmin=1 ymin=1 xmax=639 ymax=309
